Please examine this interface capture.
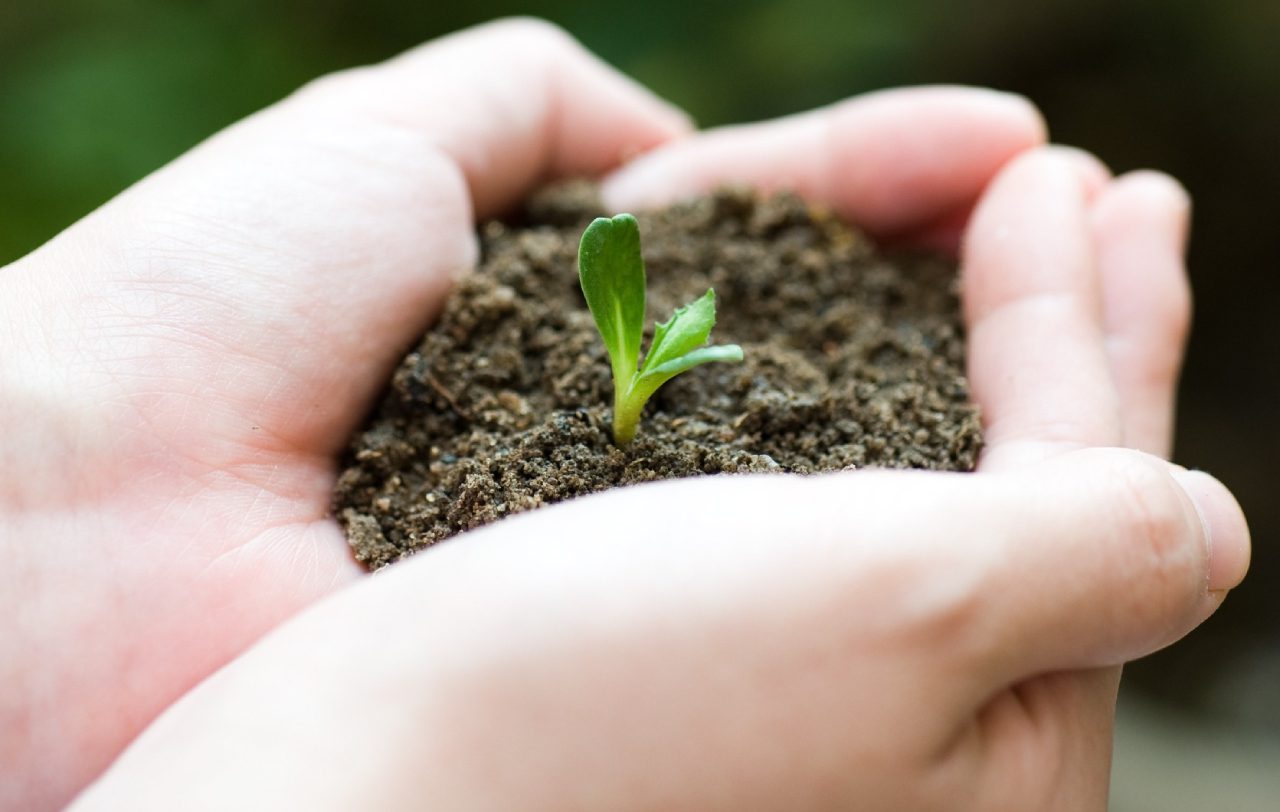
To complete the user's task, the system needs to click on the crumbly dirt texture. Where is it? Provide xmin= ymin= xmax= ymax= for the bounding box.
xmin=334 ymin=183 xmax=982 ymax=569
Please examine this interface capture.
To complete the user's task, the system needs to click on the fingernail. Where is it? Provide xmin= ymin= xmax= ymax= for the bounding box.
xmin=1170 ymin=469 xmax=1251 ymax=591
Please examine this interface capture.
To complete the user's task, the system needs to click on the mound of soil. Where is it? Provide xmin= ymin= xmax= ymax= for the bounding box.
xmin=334 ymin=183 xmax=982 ymax=569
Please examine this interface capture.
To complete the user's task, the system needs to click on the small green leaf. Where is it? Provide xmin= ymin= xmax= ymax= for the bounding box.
xmin=640 ymin=289 xmax=718 ymax=376
xmin=578 ymin=214 xmax=646 ymax=386
xmin=639 ymin=344 xmax=745 ymax=382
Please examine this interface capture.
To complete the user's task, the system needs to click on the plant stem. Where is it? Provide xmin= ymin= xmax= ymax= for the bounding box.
xmin=613 ymin=390 xmax=642 ymax=447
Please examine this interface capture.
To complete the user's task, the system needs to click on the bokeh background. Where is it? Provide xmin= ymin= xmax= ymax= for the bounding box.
xmin=2 ymin=1 xmax=1276 ymax=807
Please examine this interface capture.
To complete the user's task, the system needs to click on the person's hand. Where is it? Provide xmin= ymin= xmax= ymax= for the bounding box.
xmin=0 ymin=19 xmax=1066 ymax=810
xmin=48 ymin=31 xmax=1248 ymax=812
xmin=67 ymin=142 xmax=1251 ymax=809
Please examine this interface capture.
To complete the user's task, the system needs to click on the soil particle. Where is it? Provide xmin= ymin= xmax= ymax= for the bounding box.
xmin=334 ymin=182 xmax=982 ymax=569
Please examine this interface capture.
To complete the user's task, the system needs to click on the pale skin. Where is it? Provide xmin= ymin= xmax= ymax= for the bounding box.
xmin=0 ymin=18 xmax=1250 ymax=811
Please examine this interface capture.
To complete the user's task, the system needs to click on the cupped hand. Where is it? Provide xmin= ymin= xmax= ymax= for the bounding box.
xmin=0 ymin=17 xmax=1246 ymax=812
xmin=3 ymin=18 xmax=694 ymax=808
xmin=67 ymin=131 xmax=1251 ymax=810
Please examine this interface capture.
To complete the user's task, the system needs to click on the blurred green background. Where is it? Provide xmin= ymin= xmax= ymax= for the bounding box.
xmin=3 ymin=1 xmax=1276 ymax=806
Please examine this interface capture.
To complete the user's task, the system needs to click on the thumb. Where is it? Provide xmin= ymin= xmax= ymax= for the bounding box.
xmin=974 ymin=447 xmax=1250 ymax=686
xmin=64 ymin=455 xmax=1249 ymax=809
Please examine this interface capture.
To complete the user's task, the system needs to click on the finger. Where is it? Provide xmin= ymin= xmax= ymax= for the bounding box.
xmin=602 ymin=86 xmax=1046 ymax=240
xmin=1090 ymin=171 xmax=1193 ymax=457
xmin=365 ymin=18 xmax=693 ymax=218
xmin=15 ymin=18 xmax=690 ymax=463
xmin=976 ymin=448 xmax=1249 ymax=686
xmin=895 ymin=145 xmax=1112 ymax=254
xmin=961 ymin=147 xmax=1121 ymax=471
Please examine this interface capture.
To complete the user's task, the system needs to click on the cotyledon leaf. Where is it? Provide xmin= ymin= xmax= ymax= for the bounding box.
xmin=577 ymin=214 xmax=646 ymax=383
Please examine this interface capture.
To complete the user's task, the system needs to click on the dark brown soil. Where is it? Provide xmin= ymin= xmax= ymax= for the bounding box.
xmin=334 ymin=183 xmax=982 ymax=569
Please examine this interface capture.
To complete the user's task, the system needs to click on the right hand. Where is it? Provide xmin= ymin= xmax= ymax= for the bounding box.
xmin=70 ymin=451 xmax=1248 ymax=811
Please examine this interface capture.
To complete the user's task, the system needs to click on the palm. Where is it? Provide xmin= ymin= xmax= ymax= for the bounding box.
xmin=0 ymin=96 xmax=461 ymax=808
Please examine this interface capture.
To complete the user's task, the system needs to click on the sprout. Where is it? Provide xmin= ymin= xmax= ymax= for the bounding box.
xmin=577 ymin=213 xmax=743 ymax=447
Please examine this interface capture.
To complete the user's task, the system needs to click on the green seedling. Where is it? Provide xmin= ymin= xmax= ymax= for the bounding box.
xmin=578 ymin=213 xmax=744 ymax=447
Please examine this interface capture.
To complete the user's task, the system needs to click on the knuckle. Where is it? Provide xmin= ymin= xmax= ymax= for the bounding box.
xmin=880 ymin=541 xmax=995 ymax=660
xmin=1163 ymin=272 xmax=1193 ymax=347
xmin=297 ymin=19 xmax=584 ymax=106
xmin=1108 ymin=454 xmax=1184 ymax=549
xmin=484 ymin=16 xmax=579 ymax=53
xmin=1134 ymin=294 xmax=1191 ymax=389
xmin=1102 ymin=453 xmax=1203 ymax=615
xmin=288 ymin=64 xmax=380 ymax=108
xmin=1145 ymin=272 xmax=1192 ymax=358
xmin=465 ymin=19 xmax=591 ymax=87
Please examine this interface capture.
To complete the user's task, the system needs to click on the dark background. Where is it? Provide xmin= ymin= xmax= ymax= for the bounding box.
xmin=3 ymin=0 xmax=1276 ymax=803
